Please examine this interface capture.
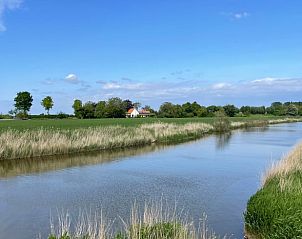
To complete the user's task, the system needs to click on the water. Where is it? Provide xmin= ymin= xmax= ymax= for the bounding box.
xmin=1 ymin=123 xmax=302 ymax=238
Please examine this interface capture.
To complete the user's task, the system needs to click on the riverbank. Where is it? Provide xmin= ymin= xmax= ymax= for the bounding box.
xmin=0 ymin=117 xmax=301 ymax=160
xmin=245 ymin=142 xmax=302 ymax=238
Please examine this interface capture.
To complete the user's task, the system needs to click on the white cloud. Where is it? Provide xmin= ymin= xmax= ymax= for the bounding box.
xmin=65 ymin=73 xmax=79 ymax=84
xmin=233 ymin=12 xmax=250 ymax=20
xmin=211 ymin=83 xmax=232 ymax=90
xmin=0 ymin=0 xmax=23 ymax=32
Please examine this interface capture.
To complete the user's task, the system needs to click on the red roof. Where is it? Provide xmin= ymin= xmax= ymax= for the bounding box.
xmin=127 ymin=108 xmax=135 ymax=113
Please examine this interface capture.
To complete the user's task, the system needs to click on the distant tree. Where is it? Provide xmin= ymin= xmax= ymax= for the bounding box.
xmin=133 ymin=102 xmax=141 ymax=109
xmin=123 ymin=99 xmax=134 ymax=111
xmin=41 ymin=96 xmax=54 ymax=115
xmin=287 ymin=104 xmax=299 ymax=116
xmin=14 ymin=91 xmax=33 ymax=117
xmin=196 ymin=106 xmax=208 ymax=117
xmin=268 ymin=102 xmax=285 ymax=116
xmin=207 ymin=105 xmax=220 ymax=117
xmin=82 ymin=101 xmax=96 ymax=118
xmin=95 ymin=101 xmax=106 ymax=118
xmin=142 ymin=105 xmax=156 ymax=113
xmin=72 ymin=99 xmax=84 ymax=118
xmin=223 ymin=104 xmax=239 ymax=117
xmin=240 ymin=106 xmax=251 ymax=115
xmin=105 ymin=97 xmax=126 ymax=118
xmin=158 ymin=102 xmax=183 ymax=118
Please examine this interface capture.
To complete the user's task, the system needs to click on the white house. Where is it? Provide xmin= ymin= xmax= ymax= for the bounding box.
xmin=126 ymin=108 xmax=140 ymax=118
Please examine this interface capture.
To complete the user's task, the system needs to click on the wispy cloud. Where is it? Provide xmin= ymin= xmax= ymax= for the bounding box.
xmin=0 ymin=0 xmax=23 ymax=32
xmin=232 ymin=12 xmax=250 ymax=20
xmin=222 ymin=11 xmax=250 ymax=21
xmin=64 ymin=73 xmax=79 ymax=84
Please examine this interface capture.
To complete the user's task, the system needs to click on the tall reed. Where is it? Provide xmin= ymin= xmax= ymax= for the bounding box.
xmin=47 ymin=200 xmax=227 ymax=239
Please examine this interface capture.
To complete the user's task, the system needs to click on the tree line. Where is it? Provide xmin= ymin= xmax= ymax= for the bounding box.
xmin=2 ymin=91 xmax=302 ymax=119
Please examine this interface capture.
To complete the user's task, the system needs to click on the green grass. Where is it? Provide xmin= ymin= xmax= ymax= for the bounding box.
xmin=0 ymin=115 xmax=290 ymax=131
xmin=245 ymin=172 xmax=302 ymax=239
xmin=245 ymin=143 xmax=302 ymax=239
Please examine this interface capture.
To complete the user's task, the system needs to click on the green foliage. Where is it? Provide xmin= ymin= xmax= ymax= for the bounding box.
xmin=72 ymin=99 xmax=84 ymax=119
xmin=158 ymin=102 xmax=185 ymax=118
xmin=95 ymin=101 xmax=106 ymax=118
xmin=105 ymin=97 xmax=126 ymax=118
xmin=287 ymin=104 xmax=299 ymax=116
xmin=213 ymin=110 xmax=231 ymax=132
xmin=245 ymin=172 xmax=302 ymax=239
xmin=41 ymin=96 xmax=54 ymax=114
xmin=48 ymin=232 xmax=70 ymax=239
xmin=223 ymin=104 xmax=239 ymax=117
xmin=115 ymin=222 xmax=183 ymax=239
xmin=82 ymin=101 xmax=97 ymax=118
xmin=14 ymin=91 xmax=33 ymax=115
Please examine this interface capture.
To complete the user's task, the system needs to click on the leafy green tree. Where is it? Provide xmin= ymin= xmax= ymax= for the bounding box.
xmin=82 ymin=101 xmax=96 ymax=118
xmin=41 ymin=96 xmax=54 ymax=115
xmin=223 ymin=104 xmax=239 ymax=117
xmin=95 ymin=101 xmax=106 ymax=118
xmin=158 ymin=102 xmax=184 ymax=118
xmin=287 ymin=104 xmax=299 ymax=116
xmin=196 ymin=106 xmax=208 ymax=117
xmin=105 ymin=97 xmax=126 ymax=118
xmin=123 ymin=99 xmax=134 ymax=111
xmin=72 ymin=99 xmax=84 ymax=118
xmin=14 ymin=91 xmax=33 ymax=116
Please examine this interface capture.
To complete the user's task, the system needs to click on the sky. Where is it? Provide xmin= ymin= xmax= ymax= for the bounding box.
xmin=0 ymin=0 xmax=302 ymax=114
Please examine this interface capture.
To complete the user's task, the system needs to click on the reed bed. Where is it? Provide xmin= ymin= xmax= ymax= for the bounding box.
xmin=0 ymin=123 xmax=213 ymax=160
xmin=0 ymin=118 xmax=301 ymax=160
xmin=47 ymin=200 xmax=226 ymax=239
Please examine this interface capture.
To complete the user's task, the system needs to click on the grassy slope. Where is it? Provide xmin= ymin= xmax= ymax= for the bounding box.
xmin=0 ymin=115 xmax=288 ymax=130
xmin=245 ymin=144 xmax=302 ymax=239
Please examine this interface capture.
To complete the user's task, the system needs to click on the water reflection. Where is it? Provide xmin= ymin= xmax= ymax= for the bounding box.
xmin=0 ymin=144 xmax=168 ymax=178
xmin=215 ymin=133 xmax=232 ymax=150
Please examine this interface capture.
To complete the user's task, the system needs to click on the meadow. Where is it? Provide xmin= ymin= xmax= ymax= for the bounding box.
xmin=245 ymin=142 xmax=302 ymax=239
xmin=0 ymin=115 xmax=292 ymax=131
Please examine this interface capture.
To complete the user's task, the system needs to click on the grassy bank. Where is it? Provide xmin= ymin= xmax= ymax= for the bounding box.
xmin=244 ymin=142 xmax=302 ymax=238
xmin=0 ymin=117 xmax=301 ymax=160
xmin=47 ymin=201 xmax=226 ymax=239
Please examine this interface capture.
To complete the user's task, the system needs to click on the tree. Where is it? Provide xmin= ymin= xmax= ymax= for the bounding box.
xmin=14 ymin=91 xmax=33 ymax=116
xmin=123 ymin=99 xmax=134 ymax=111
xmin=158 ymin=102 xmax=183 ymax=118
xmin=72 ymin=99 xmax=84 ymax=118
xmin=287 ymin=104 xmax=298 ymax=116
xmin=105 ymin=97 xmax=126 ymax=118
xmin=41 ymin=96 xmax=54 ymax=115
xmin=82 ymin=101 xmax=96 ymax=118
xmin=95 ymin=101 xmax=106 ymax=118
xmin=223 ymin=104 xmax=239 ymax=117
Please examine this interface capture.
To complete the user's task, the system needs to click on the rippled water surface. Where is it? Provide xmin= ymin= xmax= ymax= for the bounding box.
xmin=1 ymin=123 xmax=302 ymax=238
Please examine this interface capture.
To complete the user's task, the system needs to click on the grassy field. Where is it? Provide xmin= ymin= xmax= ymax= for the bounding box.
xmin=0 ymin=115 xmax=293 ymax=130
xmin=245 ymin=142 xmax=302 ymax=239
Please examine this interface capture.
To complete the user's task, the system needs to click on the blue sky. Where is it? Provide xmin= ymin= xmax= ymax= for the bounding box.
xmin=0 ymin=0 xmax=302 ymax=114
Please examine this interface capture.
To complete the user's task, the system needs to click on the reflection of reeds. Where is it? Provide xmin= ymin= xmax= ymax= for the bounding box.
xmin=48 ymin=200 xmax=227 ymax=239
xmin=0 ymin=144 xmax=167 ymax=178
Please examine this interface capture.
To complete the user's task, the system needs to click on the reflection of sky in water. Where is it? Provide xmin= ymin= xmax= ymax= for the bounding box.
xmin=0 ymin=123 xmax=302 ymax=239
